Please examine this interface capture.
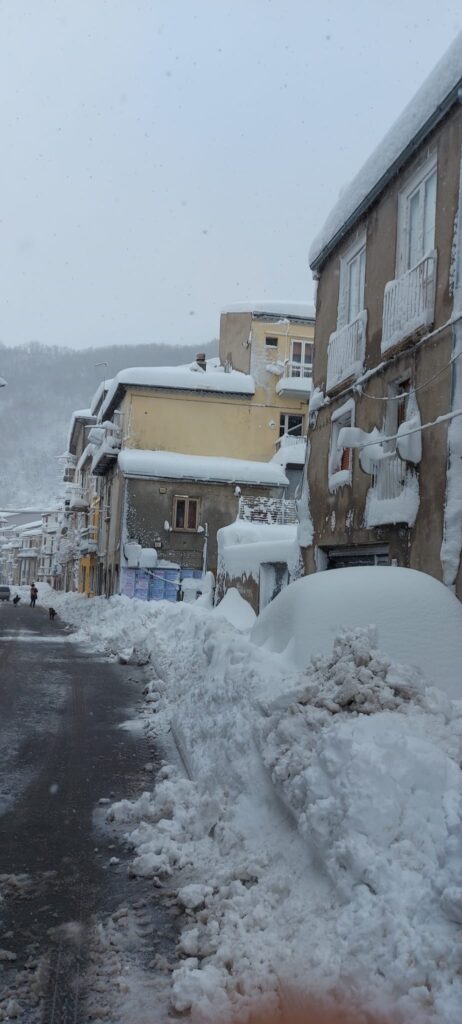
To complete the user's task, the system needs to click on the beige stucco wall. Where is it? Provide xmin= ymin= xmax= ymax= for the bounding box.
xmin=120 ymin=386 xmax=306 ymax=463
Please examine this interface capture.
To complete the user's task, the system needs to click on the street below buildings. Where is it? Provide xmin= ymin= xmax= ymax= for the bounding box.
xmin=0 ymin=602 xmax=178 ymax=1023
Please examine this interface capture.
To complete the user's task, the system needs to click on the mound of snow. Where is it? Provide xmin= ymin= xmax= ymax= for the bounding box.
xmin=214 ymin=588 xmax=256 ymax=631
xmin=251 ymin=567 xmax=462 ymax=698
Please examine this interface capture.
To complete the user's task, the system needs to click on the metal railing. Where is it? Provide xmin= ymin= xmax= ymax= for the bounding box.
xmin=275 ymin=433 xmax=307 ymax=450
xmin=283 ymin=360 xmax=312 ymax=379
xmin=326 ymin=311 xmax=367 ymax=393
xmin=382 ymin=250 xmax=437 ymax=353
xmin=238 ymin=495 xmax=298 ymax=525
xmin=370 ymin=452 xmax=406 ymax=501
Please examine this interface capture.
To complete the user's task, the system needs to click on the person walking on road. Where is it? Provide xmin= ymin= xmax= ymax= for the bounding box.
xmin=30 ymin=583 xmax=38 ymax=608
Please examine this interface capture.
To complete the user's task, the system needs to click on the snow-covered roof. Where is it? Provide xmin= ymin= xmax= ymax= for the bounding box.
xmin=19 ymin=520 xmax=42 ymax=533
xmin=90 ymin=379 xmax=113 ymax=416
xmin=67 ymin=408 xmax=97 ymax=454
xmin=309 ymin=31 xmax=462 ymax=269
xmin=221 ymin=301 xmax=315 ymax=320
xmin=118 ymin=449 xmax=288 ymax=487
xmin=101 ymin=364 xmax=255 ymax=418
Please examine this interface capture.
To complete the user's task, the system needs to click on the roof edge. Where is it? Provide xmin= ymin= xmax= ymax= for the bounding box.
xmin=310 ymin=81 xmax=462 ymax=271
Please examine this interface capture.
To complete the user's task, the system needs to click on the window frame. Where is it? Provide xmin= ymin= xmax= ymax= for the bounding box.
xmin=328 ymin=399 xmax=355 ymax=491
xmin=289 ymin=338 xmax=313 ymax=378
xmin=279 ymin=412 xmax=304 ymax=438
xmin=337 ymin=232 xmax=367 ymax=330
xmin=396 ymin=152 xmax=437 ymax=275
xmin=172 ymin=494 xmax=201 ymax=532
xmin=384 ymin=374 xmax=412 ymax=453
xmin=265 ymin=335 xmax=278 ymax=349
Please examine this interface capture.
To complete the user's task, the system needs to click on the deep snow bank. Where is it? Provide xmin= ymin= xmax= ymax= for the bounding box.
xmin=251 ymin=566 xmax=462 ymax=698
xmin=42 ymin=583 xmax=462 ymax=1023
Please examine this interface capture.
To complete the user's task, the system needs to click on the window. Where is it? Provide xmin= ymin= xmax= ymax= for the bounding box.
xmin=384 ymin=376 xmax=411 ymax=452
xmin=279 ymin=413 xmax=303 ymax=438
xmin=265 ymin=335 xmax=278 ymax=348
xmin=397 ymin=155 xmax=437 ymax=273
xmin=328 ymin=399 xmax=355 ymax=490
xmin=173 ymin=495 xmax=200 ymax=531
xmin=337 ymin=233 xmax=366 ymax=329
xmin=289 ymin=339 xmax=313 ymax=377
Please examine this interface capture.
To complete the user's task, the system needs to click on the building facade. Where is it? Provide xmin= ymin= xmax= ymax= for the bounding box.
xmin=305 ymin=34 xmax=462 ymax=598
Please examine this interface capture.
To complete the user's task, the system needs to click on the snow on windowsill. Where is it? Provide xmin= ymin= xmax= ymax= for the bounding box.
xmin=328 ymin=468 xmax=352 ymax=493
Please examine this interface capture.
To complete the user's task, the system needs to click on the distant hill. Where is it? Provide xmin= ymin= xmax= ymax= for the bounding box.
xmin=0 ymin=339 xmax=218 ymax=508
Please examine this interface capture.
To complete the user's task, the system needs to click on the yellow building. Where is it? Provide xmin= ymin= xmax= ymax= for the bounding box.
xmin=89 ymin=302 xmax=314 ymax=596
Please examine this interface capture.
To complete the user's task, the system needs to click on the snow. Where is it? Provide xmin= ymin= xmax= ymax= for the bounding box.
xmin=365 ymin=467 xmax=420 ymax=528
xmin=270 ymin=442 xmax=307 ymax=468
xmin=251 ymin=566 xmax=462 ymax=699
xmin=275 ymin=374 xmax=312 ymax=395
xmin=221 ymin=301 xmax=315 ymax=320
xmin=101 ymin=364 xmax=255 ymax=418
xmin=118 ymin=449 xmax=289 ymax=487
xmin=214 ymin=588 xmax=256 ymax=631
xmin=441 ymin=147 xmax=462 ymax=587
xmin=308 ymin=386 xmax=325 ymax=416
xmin=310 ymin=31 xmax=462 ymax=268
xmin=41 ymin=575 xmax=462 ymax=1023
xmin=66 ymin=408 xmax=95 ymax=453
xmin=217 ymin=519 xmax=300 ymax=581
xmin=89 ymin=378 xmax=113 ymax=415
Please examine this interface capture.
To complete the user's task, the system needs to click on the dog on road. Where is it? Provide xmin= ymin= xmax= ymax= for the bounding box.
xmin=13 ymin=595 xmax=20 ymax=605
xmin=49 ymin=607 xmax=57 ymax=620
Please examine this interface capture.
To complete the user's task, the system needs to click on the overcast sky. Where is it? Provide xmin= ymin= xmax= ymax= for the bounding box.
xmin=0 ymin=0 xmax=461 ymax=352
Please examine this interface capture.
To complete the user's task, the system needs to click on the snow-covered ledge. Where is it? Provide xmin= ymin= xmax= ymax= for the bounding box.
xmin=328 ymin=399 xmax=355 ymax=492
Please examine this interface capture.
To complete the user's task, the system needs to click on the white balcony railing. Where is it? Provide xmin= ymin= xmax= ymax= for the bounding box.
xmin=275 ymin=433 xmax=307 ymax=451
xmin=365 ymin=451 xmax=419 ymax=527
xmin=370 ymin=452 xmax=406 ymax=501
xmin=326 ymin=310 xmax=367 ymax=393
xmin=382 ymin=250 xmax=437 ymax=354
xmin=238 ymin=495 xmax=298 ymax=525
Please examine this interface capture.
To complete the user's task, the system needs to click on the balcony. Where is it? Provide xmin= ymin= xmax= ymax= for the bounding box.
xmin=238 ymin=495 xmax=298 ymax=525
xmin=326 ymin=310 xmax=367 ymax=394
xmin=276 ymin=362 xmax=312 ymax=397
xmin=79 ymin=525 xmax=99 ymax=555
xmin=381 ymin=251 xmax=437 ymax=354
xmin=365 ymin=452 xmax=419 ymax=527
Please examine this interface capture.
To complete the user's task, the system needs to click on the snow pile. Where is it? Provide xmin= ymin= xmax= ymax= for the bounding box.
xmin=251 ymin=566 xmax=462 ymax=698
xmin=217 ymin=519 xmax=301 ymax=583
xmin=44 ymin=574 xmax=462 ymax=1022
xmin=118 ymin=449 xmax=289 ymax=487
xmin=101 ymin=363 xmax=255 ymax=418
xmin=214 ymin=587 xmax=256 ymax=630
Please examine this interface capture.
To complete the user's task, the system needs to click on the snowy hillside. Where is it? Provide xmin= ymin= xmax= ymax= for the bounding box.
xmin=0 ymin=339 xmax=218 ymax=508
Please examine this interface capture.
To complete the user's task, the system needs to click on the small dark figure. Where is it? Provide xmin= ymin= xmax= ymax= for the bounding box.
xmin=49 ymin=607 xmax=57 ymax=620
xmin=30 ymin=583 xmax=38 ymax=608
xmin=13 ymin=594 xmax=20 ymax=605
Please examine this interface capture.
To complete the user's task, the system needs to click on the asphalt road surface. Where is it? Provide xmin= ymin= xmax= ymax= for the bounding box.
xmin=0 ymin=601 xmax=177 ymax=1023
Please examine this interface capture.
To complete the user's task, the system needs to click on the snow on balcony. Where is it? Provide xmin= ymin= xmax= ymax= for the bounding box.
xmin=382 ymin=251 xmax=437 ymax=354
xmin=275 ymin=363 xmax=312 ymax=396
xmin=365 ymin=452 xmax=419 ymax=527
xmin=238 ymin=495 xmax=298 ymax=525
xmin=326 ymin=310 xmax=367 ymax=393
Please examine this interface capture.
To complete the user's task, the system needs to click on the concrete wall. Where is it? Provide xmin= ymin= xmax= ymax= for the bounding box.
xmin=307 ymin=105 xmax=462 ymax=592
xmin=119 ymin=477 xmax=285 ymax=580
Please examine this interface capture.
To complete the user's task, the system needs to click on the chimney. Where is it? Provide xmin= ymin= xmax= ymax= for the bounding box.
xmin=195 ymin=352 xmax=206 ymax=371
